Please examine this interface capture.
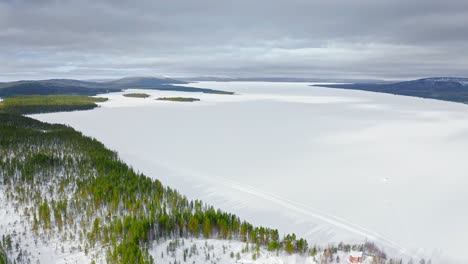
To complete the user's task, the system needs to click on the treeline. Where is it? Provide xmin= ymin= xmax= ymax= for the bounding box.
xmin=0 ymin=95 xmax=107 ymax=114
xmin=0 ymin=113 xmax=323 ymax=264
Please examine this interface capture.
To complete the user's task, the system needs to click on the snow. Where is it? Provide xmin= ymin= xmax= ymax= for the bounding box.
xmin=30 ymin=81 xmax=468 ymax=263
xmin=150 ymin=238 xmax=370 ymax=264
xmin=350 ymin=251 xmax=363 ymax=258
xmin=90 ymin=86 xmax=363 ymax=108
xmin=0 ymin=187 xmax=374 ymax=264
xmin=0 ymin=187 xmax=100 ymax=264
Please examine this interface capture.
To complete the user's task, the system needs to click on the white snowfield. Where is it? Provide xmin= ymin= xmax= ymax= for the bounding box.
xmin=30 ymin=81 xmax=468 ymax=264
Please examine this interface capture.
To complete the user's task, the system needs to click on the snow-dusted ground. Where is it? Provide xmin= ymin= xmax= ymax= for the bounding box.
xmin=0 ymin=187 xmax=101 ymax=264
xmin=31 ymin=82 xmax=468 ymax=263
xmin=150 ymin=238 xmax=372 ymax=264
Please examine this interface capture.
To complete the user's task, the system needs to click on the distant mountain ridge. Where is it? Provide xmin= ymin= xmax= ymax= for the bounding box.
xmin=180 ymin=76 xmax=386 ymax=83
xmin=0 ymin=76 xmax=233 ymax=97
xmin=106 ymin=76 xmax=187 ymax=87
xmin=313 ymin=77 xmax=468 ymax=104
xmin=421 ymin=77 xmax=468 ymax=84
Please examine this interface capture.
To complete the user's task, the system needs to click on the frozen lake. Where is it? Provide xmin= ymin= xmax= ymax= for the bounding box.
xmin=32 ymin=82 xmax=468 ymax=263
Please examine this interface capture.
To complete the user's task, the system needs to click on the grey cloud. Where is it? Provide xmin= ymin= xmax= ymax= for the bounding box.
xmin=0 ymin=0 xmax=467 ymax=80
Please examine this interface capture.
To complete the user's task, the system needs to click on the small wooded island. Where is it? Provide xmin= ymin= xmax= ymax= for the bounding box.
xmin=123 ymin=93 xmax=150 ymax=98
xmin=156 ymin=97 xmax=200 ymax=102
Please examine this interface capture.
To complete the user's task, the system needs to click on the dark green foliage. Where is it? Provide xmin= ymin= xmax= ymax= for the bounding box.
xmin=0 ymin=245 xmax=7 ymax=264
xmin=0 ymin=81 xmax=116 ymax=98
xmin=108 ymin=239 xmax=152 ymax=264
xmin=156 ymin=97 xmax=201 ymax=102
xmin=0 ymin=112 xmax=65 ymax=130
xmin=38 ymin=199 xmax=51 ymax=229
xmin=0 ymin=95 xmax=108 ymax=114
xmin=0 ymin=113 xmax=312 ymax=263
xmin=123 ymin=93 xmax=150 ymax=98
xmin=310 ymin=246 xmax=317 ymax=256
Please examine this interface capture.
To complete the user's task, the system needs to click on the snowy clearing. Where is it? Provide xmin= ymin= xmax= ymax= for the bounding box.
xmin=150 ymin=238 xmax=378 ymax=264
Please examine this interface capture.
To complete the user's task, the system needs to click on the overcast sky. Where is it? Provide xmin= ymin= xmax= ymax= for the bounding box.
xmin=1 ymin=0 xmax=467 ymax=81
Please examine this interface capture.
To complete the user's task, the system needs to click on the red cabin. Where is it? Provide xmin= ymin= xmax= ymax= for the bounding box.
xmin=349 ymin=251 xmax=363 ymax=263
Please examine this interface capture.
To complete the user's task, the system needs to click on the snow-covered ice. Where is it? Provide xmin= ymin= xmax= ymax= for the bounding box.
xmin=31 ymin=82 xmax=468 ymax=263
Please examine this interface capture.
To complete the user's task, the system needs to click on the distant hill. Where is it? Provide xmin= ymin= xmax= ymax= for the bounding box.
xmin=312 ymin=77 xmax=468 ymax=103
xmin=0 ymin=81 xmax=115 ymax=97
xmin=105 ymin=76 xmax=187 ymax=87
xmin=0 ymin=76 xmax=233 ymax=97
xmin=180 ymin=76 xmax=384 ymax=83
xmin=0 ymin=79 xmax=102 ymax=89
